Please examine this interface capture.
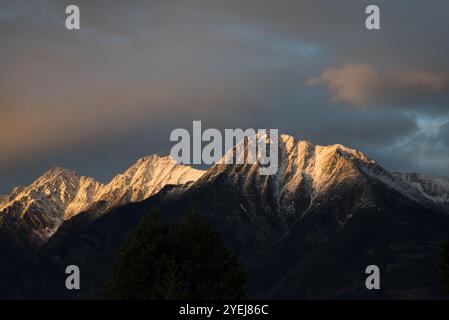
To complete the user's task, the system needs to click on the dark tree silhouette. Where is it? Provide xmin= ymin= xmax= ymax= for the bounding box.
xmin=105 ymin=209 xmax=246 ymax=299
xmin=438 ymin=240 xmax=449 ymax=293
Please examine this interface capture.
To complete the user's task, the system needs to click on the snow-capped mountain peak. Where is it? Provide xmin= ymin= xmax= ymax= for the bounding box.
xmin=0 ymin=155 xmax=206 ymax=245
xmin=90 ymin=154 xmax=205 ymax=213
xmin=1 ymin=138 xmax=448 ymax=248
xmin=201 ymin=134 xmax=449 ymax=225
xmin=0 ymin=166 xmax=105 ymax=242
xmin=0 ymin=167 xmax=79 ymax=212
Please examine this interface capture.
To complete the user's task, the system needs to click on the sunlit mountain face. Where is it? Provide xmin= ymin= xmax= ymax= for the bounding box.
xmin=1 ymin=136 xmax=449 ymax=299
xmin=1 ymin=0 xmax=449 ymax=300
xmin=0 ymin=155 xmax=204 ymax=247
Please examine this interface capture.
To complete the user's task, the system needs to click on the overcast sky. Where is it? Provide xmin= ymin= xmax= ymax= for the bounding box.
xmin=1 ymin=0 xmax=449 ymax=193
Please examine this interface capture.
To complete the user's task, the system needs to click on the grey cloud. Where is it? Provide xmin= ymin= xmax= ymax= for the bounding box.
xmin=2 ymin=0 xmax=449 ymax=192
xmin=373 ymin=116 xmax=449 ymax=176
xmin=439 ymin=122 xmax=449 ymax=147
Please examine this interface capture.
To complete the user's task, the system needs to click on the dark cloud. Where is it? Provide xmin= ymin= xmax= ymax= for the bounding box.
xmin=1 ymin=0 xmax=449 ymax=193
xmin=369 ymin=115 xmax=449 ymax=175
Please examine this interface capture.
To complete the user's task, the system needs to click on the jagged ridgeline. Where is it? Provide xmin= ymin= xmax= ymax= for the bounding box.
xmin=0 ymin=155 xmax=204 ymax=246
xmin=1 ymin=135 xmax=449 ymax=299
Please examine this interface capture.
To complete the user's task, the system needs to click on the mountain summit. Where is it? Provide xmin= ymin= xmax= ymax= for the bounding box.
xmin=0 ymin=155 xmax=204 ymax=246
xmin=0 ymin=167 xmax=101 ymax=244
xmin=1 ymin=136 xmax=449 ymax=299
xmin=1 ymin=137 xmax=448 ymax=249
xmin=76 ymin=154 xmax=205 ymax=218
xmin=201 ymin=134 xmax=448 ymax=227
xmin=2 ymin=137 xmax=447 ymax=248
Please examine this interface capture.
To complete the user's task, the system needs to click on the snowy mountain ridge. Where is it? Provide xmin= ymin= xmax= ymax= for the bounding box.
xmin=394 ymin=172 xmax=449 ymax=212
xmin=78 ymin=154 xmax=205 ymax=219
xmin=1 ymin=135 xmax=449 ymax=300
xmin=201 ymin=134 xmax=449 ymax=222
xmin=1 ymin=135 xmax=448 ymax=246
xmin=0 ymin=155 xmax=205 ymax=243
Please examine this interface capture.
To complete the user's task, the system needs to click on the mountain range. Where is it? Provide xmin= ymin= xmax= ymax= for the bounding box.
xmin=1 ymin=134 xmax=449 ymax=299
xmin=0 ymin=155 xmax=204 ymax=247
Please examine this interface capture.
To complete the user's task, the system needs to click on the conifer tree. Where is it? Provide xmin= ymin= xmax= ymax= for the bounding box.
xmin=105 ymin=209 xmax=246 ymax=299
xmin=438 ymin=240 xmax=449 ymax=293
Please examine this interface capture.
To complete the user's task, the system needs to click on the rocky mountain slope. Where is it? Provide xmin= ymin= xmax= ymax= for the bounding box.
xmin=2 ymin=134 xmax=448 ymax=299
xmin=0 ymin=155 xmax=204 ymax=247
xmin=0 ymin=168 xmax=101 ymax=246
xmin=79 ymin=155 xmax=205 ymax=219
xmin=394 ymin=172 xmax=449 ymax=214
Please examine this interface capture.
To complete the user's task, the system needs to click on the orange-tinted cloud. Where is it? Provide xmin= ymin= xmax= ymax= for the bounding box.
xmin=307 ymin=64 xmax=449 ymax=108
